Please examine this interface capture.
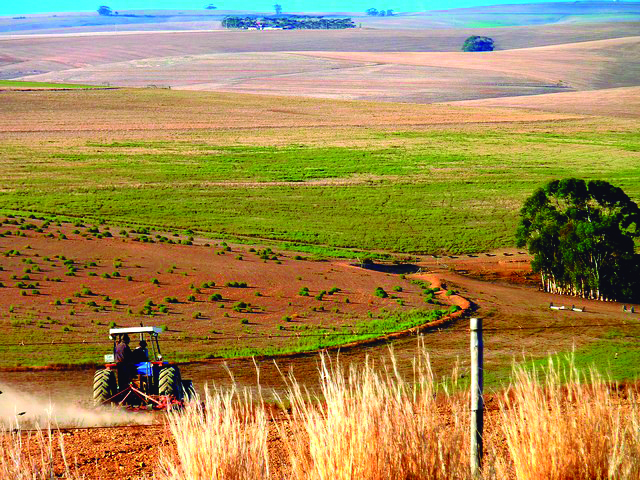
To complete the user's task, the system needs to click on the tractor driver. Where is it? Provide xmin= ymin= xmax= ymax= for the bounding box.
xmin=132 ymin=339 xmax=149 ymax=363
xmin=115 ymin=334 xmax=133 ymax=390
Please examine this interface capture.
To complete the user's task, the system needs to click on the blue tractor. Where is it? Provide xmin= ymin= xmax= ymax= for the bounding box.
xmin=93 ymin=326 xmax=195 ymax=410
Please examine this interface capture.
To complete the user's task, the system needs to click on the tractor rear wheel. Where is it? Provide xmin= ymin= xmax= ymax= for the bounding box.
xmin=93 ymin=369 xmax=117 ymax=406
xmin=182 ymin=380 xmax=197 ymax=402
xmin=158 ymin=366 xmax=184 ymax=400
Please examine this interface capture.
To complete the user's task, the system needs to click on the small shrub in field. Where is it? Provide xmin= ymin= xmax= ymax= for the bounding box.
xmin=151 ymin=277 xmax=160 ymax=285
xmin=315 ymin=290 xmax=326 ymax=301
xmin=283 ymin=315 xmax=292 ymax=322
xmin=165 ymin=296 xmax=179 ymax=304
xmin=107 ymin=321 xmax=116 ymax=329
xmin=226 ymin=281 xmax=248 ymax=288
xmin=209 ymin=293 xmax=223 ymax=302
xmin=159 ymin=305 xmax=169 ymax=314
xmin=328 ymin=287 xmax=341 ymax=295
xmin=393 ymin=286 xmax=403 ymax=292
xmin=299 ymin=287 xmax=310 ymax=296
xmin=374 ymin=287 xmax=388 ymax=298
xmin=240 ymin=318 xmax=249 ymax=325
xmin=126 ymin=275 xmax=133 ymax=281
xmin=193 ymin=312 xmax=202 ymax=319
xmin=81 ymin=287 xmax=92 ymax=295
xmin=233 ymin=301 xmax=249 ymax=312
xmin=187 ymin=294 xmax=197 ymax=302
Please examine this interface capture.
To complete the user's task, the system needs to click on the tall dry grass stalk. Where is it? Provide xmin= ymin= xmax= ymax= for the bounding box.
xmin=0 ymin=424 xmax=79 ymax=480
xmin=158 ymin=385 xmax=269 ymax=480
xmin=279 ymin=347 xmax=470 ymax=480
xmin=497 ymin=358 xmax=640 ymax=480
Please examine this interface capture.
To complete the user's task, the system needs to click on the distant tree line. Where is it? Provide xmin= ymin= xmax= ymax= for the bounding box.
xmin=221 ymin=15 xmax=356 ymax=29
xmin=365 ymin=8 xmax=394 ymax=16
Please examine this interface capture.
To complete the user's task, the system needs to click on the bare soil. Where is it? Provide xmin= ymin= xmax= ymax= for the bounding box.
xmin=15 ymin=36 xmax=640 ymax=104
xmin=0 ymin=216 xmax=435 ymax=369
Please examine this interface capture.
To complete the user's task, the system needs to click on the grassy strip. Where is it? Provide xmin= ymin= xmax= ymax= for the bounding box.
xmin=481 ymin=329 xmax=640 ymax=390
xmin=0 ymin=309 xmax=451 ymax=367
xmin=0 ymin=80 xmax=102 ymax=89
xmin=195 ymin=308 xmax=453 ymax=360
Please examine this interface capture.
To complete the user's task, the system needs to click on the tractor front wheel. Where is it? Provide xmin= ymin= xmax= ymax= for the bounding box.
xmin=93 ymin=369 xmax=117 ymax=407
xmin=158 ymin=366 xmax=184 ymax=400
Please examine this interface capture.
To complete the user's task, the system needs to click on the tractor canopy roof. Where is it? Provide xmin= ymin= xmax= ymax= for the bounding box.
xmin=109 ymin=326 xmax=163 ymax=337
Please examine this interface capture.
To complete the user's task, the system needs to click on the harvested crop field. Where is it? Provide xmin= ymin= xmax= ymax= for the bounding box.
xmin=451 ymin=85 xmax=640 ymax=118
xmin=13 ymin=35 xmax=640 ymax=103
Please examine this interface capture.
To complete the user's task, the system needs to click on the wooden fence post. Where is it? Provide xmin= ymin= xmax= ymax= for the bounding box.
xmin=470 ymin=317 xmax=484 ymax=478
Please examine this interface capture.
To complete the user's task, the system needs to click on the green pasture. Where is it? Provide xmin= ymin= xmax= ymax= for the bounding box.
xmin=1 ymin=128 xmax=638 ymax=254
xmin=0 ymin=80 xmax=101 ymax=89
xmin=481 ymin=328 xmax=640 ymax=390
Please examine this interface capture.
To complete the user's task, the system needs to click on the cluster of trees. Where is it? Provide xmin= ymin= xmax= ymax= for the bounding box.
xmin=365 ymin=8 xmax=394 ymax=16
xmin=462 ymin=35 xmax=495 ymax=52
xmin=97 ymin=5 xmax=113 ymax=15
xmin=221 ymin=15 xmax=356 ymax=29
xmin=517 ymin=179 xmax=640 ymax=301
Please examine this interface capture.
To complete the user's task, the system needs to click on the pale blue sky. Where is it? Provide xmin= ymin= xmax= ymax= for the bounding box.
xmin=1 ymin=0 xmax=562 ymax=17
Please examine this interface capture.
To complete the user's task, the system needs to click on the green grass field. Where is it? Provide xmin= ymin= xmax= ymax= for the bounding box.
xmin=0 ymin=80 xmax=102 ymax=89
xmin=1 ymin=129 xmax=638 ymax=254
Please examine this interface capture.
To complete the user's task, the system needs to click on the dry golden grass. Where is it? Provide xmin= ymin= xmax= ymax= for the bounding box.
xmin=158 ymin=349 xmax=640 ymax=480
xmin=0 ymin=88 xmax=577 ymax=138
xmin=279 ymin=350 xmax=469 ymax=480
xmin=0 ymin=426 xmax=80 ymax=480
xmin=496 ymin=360 xmax=640 ymax=480
xmin=158 ymin=385 xmax=269 ymax=480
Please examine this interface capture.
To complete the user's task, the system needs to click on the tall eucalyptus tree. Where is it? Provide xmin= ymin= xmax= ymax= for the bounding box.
xmin=517 ymin=179 xmax=640 ymax=301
